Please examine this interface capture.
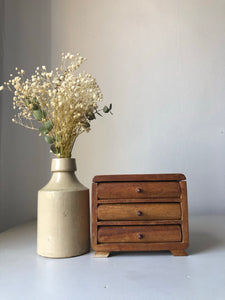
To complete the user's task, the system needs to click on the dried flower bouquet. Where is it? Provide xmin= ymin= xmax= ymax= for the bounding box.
xmin=0 ymin=52 xmax=112 ymax=158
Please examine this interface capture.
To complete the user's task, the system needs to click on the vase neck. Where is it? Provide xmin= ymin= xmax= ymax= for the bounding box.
xmin=39 ymin=158 xmax=88 ymax=191
xmin=51 ymin=158 xmax=76 ymax=172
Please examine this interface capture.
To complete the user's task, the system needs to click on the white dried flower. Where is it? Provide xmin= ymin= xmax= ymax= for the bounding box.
xmin=0 ymin=52 xmax=110 ymax=158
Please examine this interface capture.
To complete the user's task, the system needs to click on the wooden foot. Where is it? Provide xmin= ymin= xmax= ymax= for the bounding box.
xmin=170 ymin=249 xmax=188 ymax=256
xmin=94 ymin=251 xmax=110 ymax=258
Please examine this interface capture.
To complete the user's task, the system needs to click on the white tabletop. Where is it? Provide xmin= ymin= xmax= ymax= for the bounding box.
xmin=0 ymin=215 xmax=225 ymax=300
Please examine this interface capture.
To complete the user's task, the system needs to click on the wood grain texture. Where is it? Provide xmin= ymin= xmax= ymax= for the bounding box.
xmin=93 ymin=251 xmax=110 ymax=258
xmin=93 ymin=174 xmax=186 ymax=182
xmin=179 ymin=181 xmax=189 ymax=246
xmin=170 ymin=249 xmax=188 ymax=256
xmin=98 ymin=182 xmax=181 ymax=199
xmin=98 ymin=225 xmax=182 ymax=243
xmin=97 ymin=198 xmax=181 ymax=204
xmin=91 ymin=183 xmax=98 ymax=250
xmin=91 ymin=174 xmax=189 ymax=256
xmin=97 ymin=220 xmax=182 ymax=226
xmin=92 ymin=242 xmax=189 ymax=252
xmin=97 ymin=203 xmax=181 ymax=221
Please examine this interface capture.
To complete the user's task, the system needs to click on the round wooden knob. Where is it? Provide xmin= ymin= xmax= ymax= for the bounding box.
xmin=138 ymin=233 xmax=143 ymax=239
xmin=137 ymin=210 xmax=142 ymax=216
xmin=136 ymin=188 xmax=142 ymax=193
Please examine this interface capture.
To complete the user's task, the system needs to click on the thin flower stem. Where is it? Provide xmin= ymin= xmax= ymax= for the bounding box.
xmin=0 ymin=52 xmax=112 ymax=158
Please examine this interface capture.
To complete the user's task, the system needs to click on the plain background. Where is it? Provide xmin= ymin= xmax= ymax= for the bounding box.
xmin=0 ymin=0 xmax=224 ymax=232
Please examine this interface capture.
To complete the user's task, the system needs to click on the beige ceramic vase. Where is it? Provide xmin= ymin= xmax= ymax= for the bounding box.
xmin=37 ymin=158 xmax=90 ymax=258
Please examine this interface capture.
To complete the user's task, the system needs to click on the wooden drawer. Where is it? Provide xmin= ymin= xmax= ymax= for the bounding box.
xmin=97 ymin=181 xmax=180 ymax=199
xmin=97 ymin=203 xmax=181 ymax=221
xmin=98 ymin=225 xmax=182 ymax=243
xmin=92 ymin=174 xmax=189 ymax=257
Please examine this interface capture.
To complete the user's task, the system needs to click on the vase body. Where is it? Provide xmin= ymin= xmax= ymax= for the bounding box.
xmin=37 ymin=158 xmax=90 ymax=258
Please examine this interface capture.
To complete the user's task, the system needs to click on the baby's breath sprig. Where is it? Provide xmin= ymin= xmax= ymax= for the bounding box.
xmin=0 ymin=52 xmax=112 ymax=158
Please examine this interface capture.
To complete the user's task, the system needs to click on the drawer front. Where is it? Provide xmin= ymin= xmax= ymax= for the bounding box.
xmin=98 ymin=225 xmax=181 ymax=243
xmin=97 ymin=182 xmax=180 ymax=199
xmin=98 ymin=203 xmax=181 ymax=221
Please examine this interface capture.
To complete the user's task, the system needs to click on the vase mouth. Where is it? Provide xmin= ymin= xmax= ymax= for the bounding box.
xmin=51 ymin=158 xmax=76 ymax=172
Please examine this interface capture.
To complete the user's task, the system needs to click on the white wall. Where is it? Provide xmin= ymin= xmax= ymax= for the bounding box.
xmin=0 ymin=0 xmax=51 ymax=232
xmin=51 ymin=0 xmax=225 ymax=215
xmin=1 ymin=0 xmax=225 ymax=231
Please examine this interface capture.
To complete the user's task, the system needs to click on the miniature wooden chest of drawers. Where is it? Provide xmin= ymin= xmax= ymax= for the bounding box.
xmin=92 ymin=174 xmax=189 ymax=257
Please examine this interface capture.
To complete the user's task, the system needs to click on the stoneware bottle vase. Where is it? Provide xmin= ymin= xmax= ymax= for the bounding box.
xmin=37 ymin=158 xmax=90 ymax=258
